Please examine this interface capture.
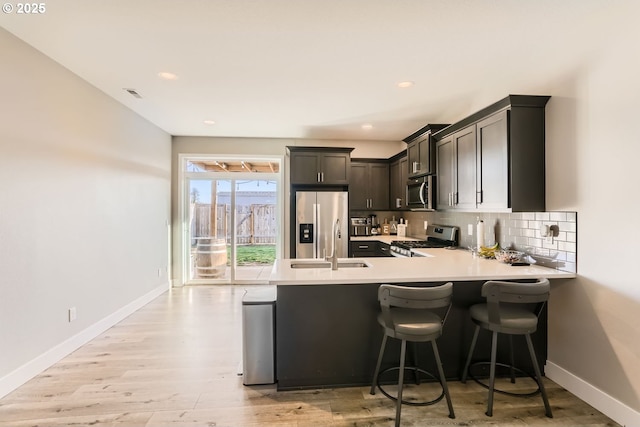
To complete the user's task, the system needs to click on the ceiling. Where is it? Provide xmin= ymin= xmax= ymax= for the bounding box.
xmin=0 ymin=0 xmax=608 ymax=141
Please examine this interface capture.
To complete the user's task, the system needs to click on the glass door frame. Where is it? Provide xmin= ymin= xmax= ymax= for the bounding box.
xmin=178 ymin=154 xmax=284 ymax=286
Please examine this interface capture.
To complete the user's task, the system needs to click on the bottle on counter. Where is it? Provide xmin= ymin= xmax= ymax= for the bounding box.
xmin=389 ymin=215 xmax=398 ymax=235
xmin=382 ymin=218 xmax=390 ymax=235
xmin=397 ymin=218 xmax=407 ymax=237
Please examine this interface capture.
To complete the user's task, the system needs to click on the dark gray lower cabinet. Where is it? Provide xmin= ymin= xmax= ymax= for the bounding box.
xmin=377 ymin=242 xmax=392 ymax=257
xmin=350 ymin=241 xmax=377 ymax=258
xmin=349 ymin=241 xmax=393 ymax=257
xmin=275 ymin=282 xmax=548 ymax=390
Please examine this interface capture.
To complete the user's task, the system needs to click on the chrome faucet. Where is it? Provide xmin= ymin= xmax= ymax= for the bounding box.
xmin=326 ymin=218 xmax=341 ymax=270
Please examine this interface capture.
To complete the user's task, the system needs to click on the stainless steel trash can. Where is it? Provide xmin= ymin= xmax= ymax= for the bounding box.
xmin=242 ymin=286 xmax=276 ymax=385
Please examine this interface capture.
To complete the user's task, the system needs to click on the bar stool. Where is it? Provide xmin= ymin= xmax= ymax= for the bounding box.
xmin=461 ymin=278 xmax=553 ymax=418
xmin=370 ymin=283 xmax=455 ymax=426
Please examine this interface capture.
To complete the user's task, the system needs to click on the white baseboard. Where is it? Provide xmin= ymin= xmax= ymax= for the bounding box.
xmin=546 ymin=361 xmax=639 ymax=427
xmin=0 ymin=282 xmax=169 ymax=399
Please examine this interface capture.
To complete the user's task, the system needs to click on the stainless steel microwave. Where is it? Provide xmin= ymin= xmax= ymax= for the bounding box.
xmin=407 ymin=175 xmax=435 ymax=211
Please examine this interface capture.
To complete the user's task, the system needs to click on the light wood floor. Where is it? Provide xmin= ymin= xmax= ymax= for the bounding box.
xmin=0 ymin=286 xmax=620 ymax=427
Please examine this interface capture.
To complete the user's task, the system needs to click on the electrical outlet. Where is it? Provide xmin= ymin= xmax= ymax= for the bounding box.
xmin=157 ymin=268 xmax=162 ymax=277
xmin=68 ymin=307 xmax=77 ymax=322
xmin=423 ymin=220 xmax=428 ymax=230
xmin=467 ymin=224 xmax=474 ymax=236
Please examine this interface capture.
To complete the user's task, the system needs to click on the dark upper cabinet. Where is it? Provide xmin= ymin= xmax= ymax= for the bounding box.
xmin=389 ymin=152 xmax=408 ymax=210
xmin=288 ymin=147 xmax=352 ymax=185
xmin=476 ymin=110 xmax=509 ymax=210
xmin=404 ymin=124 xmax=449 ymax=178
xmin=434 ymin=95 xmax=550 ymax=212
xmin=350 ymin=160 xmax=389 ymax=210
xmin=435 ymin=135 xmax=454 ymax=210
xmin=436 ymin=124 xmax=478 ymax=210
xmin=454 ymin=124 xmax=478 ymax=210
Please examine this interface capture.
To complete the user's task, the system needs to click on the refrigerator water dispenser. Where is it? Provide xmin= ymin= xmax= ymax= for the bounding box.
xmin=299 ymin=223 xmax=313 ymax=243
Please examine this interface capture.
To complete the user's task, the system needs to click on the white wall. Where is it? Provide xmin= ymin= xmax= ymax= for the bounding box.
xmin=0 ymin=29 xmax=172 ymax=396
xmin=542 ymin=4 xmax=640 ymax=424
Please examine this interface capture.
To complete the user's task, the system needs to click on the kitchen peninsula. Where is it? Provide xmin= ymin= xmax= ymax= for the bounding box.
xmin=270 ymin=251 xmax=574 ymax=390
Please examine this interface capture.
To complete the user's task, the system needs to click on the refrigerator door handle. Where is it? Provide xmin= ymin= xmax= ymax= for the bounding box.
xmin=313 ymin=203 xmax=319 ymax=258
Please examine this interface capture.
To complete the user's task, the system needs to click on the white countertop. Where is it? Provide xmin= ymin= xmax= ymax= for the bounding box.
xmin=269 ymin=248 xmax=576 ymax=285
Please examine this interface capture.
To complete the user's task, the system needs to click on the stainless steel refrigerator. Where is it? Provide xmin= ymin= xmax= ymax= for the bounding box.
xmin=294 ymin=191 xmax=348 ymax=259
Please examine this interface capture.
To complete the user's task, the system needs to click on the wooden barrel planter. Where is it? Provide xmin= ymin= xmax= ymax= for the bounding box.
xmin=195 ymin=238 xmax=227 ymax=278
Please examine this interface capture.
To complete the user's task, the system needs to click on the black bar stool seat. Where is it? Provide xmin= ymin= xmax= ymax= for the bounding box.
xmin=370 ymin=283 xmax=455 ymax=427
xmin=461 ymin=278 xmax=553 ymax=418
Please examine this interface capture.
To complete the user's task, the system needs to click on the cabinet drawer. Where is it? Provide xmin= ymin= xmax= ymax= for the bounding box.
xmin=352 ymin=242 xmax=375 ymax=251
xmin=349 ymin=241 xmax=377 ymax=257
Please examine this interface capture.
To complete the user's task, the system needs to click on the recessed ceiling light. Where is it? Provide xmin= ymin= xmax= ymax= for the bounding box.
xmin=361 ymin=123 xmax=373 ymax=130
xmin=397 ymin=81 xmax=414 ymax=88
xmin=158 ymin=71 xmax=179 ymax=80
xmin=203 ymin=120 xmax=216 ymax=125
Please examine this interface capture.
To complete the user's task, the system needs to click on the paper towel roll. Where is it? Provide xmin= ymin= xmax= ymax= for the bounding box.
xmin=477 ymin=220 xmax=485 ymax=248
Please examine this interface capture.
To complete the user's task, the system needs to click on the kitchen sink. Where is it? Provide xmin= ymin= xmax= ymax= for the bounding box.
xmin=290 ymin=259 xmax=370 ymax=269
xmin=336 ymin=261 xmax=369 ymax=268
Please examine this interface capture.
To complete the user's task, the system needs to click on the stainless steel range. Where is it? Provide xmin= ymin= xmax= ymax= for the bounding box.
xmin=390 ymin=224 xmax=459 ymax=257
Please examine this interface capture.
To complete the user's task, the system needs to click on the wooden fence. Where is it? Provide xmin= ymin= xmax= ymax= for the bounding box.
xmin=191 ymin=203 xmax=276 ymax=245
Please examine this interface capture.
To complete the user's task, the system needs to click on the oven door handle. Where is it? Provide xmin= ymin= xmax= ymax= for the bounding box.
xmin=419 ymin=182 xmax=426 ymax=206
xmin=390 ymin=246 xmax=409 ymax=258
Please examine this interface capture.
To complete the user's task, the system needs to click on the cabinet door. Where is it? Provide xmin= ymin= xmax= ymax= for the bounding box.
xmin=389 ymin=157 xmax=408 ymax=210
xmin=320 ymin=153 xmax=350 ymax=184
xmin=453 ymin=125 xmax=477 ymax=209
xmin=389 ymin=159 xmax=400 ymax=209
xmin=417 ymin=136 xmax=433 ymax=175
xmin=407 ymin=140 xmax=419 ymax=177
xmin=349 ymin=163 xmax=369 ymax=209
xmin=436 ymin=136 xmax=454 ymax=209
xmin=369 ymin=163 xmax=389 ymax=210
xmin=377 ymin=242 xmax=392 ymax=257
xmin=290 ymin=152 xmax=320 ymax=184
xmin=477 ymin=110 xmax=509 ymax=210
xmin=399 ymin=156 xmax=408 ymax=209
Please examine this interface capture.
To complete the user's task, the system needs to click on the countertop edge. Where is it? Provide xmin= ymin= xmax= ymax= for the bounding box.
xmin=269 ymin=252 xmax=577 ymax=285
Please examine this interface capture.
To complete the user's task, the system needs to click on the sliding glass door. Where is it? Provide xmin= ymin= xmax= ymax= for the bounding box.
xmin=182 ymin=157 xmax=281 ymax=285
xmin=188 ymin=178 xmax=231 ymax=283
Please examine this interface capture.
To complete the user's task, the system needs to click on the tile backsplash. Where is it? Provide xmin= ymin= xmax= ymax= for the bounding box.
xmin=365 ymin=210 xmax=577 ymax=274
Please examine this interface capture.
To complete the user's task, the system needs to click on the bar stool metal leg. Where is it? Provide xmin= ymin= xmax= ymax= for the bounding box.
xmin=508 ymin=335 xmax=516 ymax=384
xmin=526 ymin=334 xmax=553 ymax=418
xmin=431 ymin=341 xmax=455 ymax=419
xmin=487 ymin=331 xmax=498 ymax=416
xmin=396 ymin=339 xmax=407 ymax=427
xmin=461 ymin=325 xmax=480 ymax=383
xmin=370 ymin=334 xmax=388 ymax=395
